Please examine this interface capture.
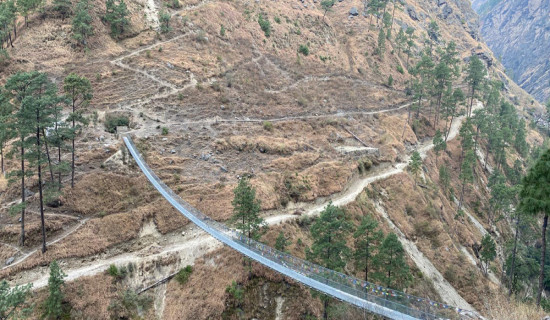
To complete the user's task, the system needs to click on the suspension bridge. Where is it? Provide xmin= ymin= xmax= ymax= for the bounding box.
xmin=123 ymin=136 xmax=476 ymax=320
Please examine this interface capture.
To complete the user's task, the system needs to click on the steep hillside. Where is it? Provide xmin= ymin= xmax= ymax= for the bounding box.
xmin=472 ymin=0 xmax=550 ymax=103
xmin=0 ymin=0 xmax=548 ymax=318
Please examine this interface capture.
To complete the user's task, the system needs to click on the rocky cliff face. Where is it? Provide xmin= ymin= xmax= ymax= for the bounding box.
xmin=473 ymin=0 xmax=550 ymax=103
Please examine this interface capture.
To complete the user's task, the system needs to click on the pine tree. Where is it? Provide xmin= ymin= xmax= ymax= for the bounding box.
xmin=458 ymin=150 xmax=475 ymax=210
xmin=404 ymin=27 xmax=415 ymax=69
xmin=353 ymin=215 xmax=383 ymax=282
xmin=519 ymin=148 xmax=550 ymax=306
xmin=159 ymin=10 xmax=170 ymax=33
xmin=23 ymin=73 xmax=58 ymax=253
xmin=306 ymin=202 xmax=352 ymax=319
xmin=395 ymin=28 xmax=406 ymax=55
xmin=373 ymin=233 xmax=411 ymax=289
xmin=433 ymin=129 xmax=446 ymax=167
xmin=231 ymin=177 xmax=264 ymax=242
xmin=63 ymin=73 xmax=92 ymax=188
xmin=42 ymin=260 xmax=67 ymax=319
xmin=0 ymin=88 xmax=14 ymax=176
xmin=376 ymin=27 xmax=385 ymax=56
xmin=320 ymin=0 xmax=334 ymax=22
xmin=4 ymin=71 xmax=45 ymax=246
xmin=409 ymin=150 xmax=421 ymax=185
xmin=105 ymin=0 xmax=129 ymax=39
xmin=52 ymin=0 xmax=72 ymax=20
xmin=274 ymin=231 xmax=289 ymax=253
xmin=0 ymin=280 xmax=33 ymax=319
xmin=480 ymin=234 xmax=496 ymax=275
xmin=514 ymin=118 xmax=529 ymax=157
xmin=439 ymin=165 xmax=450 ymax=195
xmin=72 ymin=0 xmax=93 ymax=46
xmin=441 ymin=87 xmax=465 ymax=140
xmin=466 ymin=55 xmax=487 ymax=117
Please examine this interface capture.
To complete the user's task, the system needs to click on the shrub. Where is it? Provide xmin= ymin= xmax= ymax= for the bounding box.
xmin=158 ymin=46 xmax=163 ymax=52
xmin=161 ymin=127 xmax=169 ymax=135
xmin=274 ymin=16 xmax=281 ymax=23
xmin=108 ymin=289 xmax=153 ymax=319
xmin=104 ymin=115 xmax=129 ymax=133
xmin=257 ymin=14 xmax=271 ymax=37
xmin=178 ymin=93 xmax=184 ymax=100
xmin=220 ymin=24 xmax=226 ymax=36
xmin=263 ymin=121 xmax=273 ymax=131
xmin=169 ymin=0 xmax=181 ymax=8
xmin=175 ymin=265 xmax=193 ymax=285
xmin=396 ymin=65 xmax=404 ymax=74
xmin=108 ymin=264 xmax=119 ymax=277
xmin=298 ymin=44 xmax=309 ymax=55
xmin=226 ymin=281 xmax=243 ymax=303
xmin=145 ymin=50 xmax=151 ymax=58
xmin=388 ymin=75 xmax=393 ymax=87
xmin=319 ymin=55 xmax=330 ymax=62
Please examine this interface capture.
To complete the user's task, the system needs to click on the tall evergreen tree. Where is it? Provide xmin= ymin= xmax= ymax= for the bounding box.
xmin=373 ymin=233 xmax=411 ymax=288
xmin=409 ymin=150 xmax=422 ymax=185
xmin=353 ymin=214 xmax=383 ymax=282
xmin=404 ymin=27 xmax=415 ymax=69
xmin=63 ymin=73 xmax=92 ymax=188
xmin=105 ymin=0 xmax=129 ymax=38
xmin=4 ymin=71 xmax=45 ymax=246
xmin=433 ymin=129 xmax=446 ymax=167
xmin=519 ymin=148 xmax=550 ymax=306
xmin=274 ymin=231 xmax=290 ymax=253
xmin=376 ymin=27 xmax=385 ymax=56
xmin=466 ymin=55 xmax=487 ymax=117
xmin=0 ymin=280 xmax=33 ymax=319
xmin=72 ymin=0 xmax=93 ymax=46
xmin=0 ymin=88 xmax=14 ymax=176
xmin=480 ymin=234 xmax=496 ymax=275
xmin=306 ymin=202 xmax=352 ymax=320
xmin=231 ymin=177 xmax=264 ymax=242
xmin=42 ymin=260 xmax=67 ymax=319
xmin=52 ymin=0 xmax=72 ymax=20
xmin=320 ymin=0 xmax=334 ymax=22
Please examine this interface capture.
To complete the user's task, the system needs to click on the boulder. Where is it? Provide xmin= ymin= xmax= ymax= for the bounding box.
xmin=5 ymin=257 xmax=14 ymax=266
xmin=349 ymin=7 xmax=359 ymax=16
xmin=405 ymin=6 xmax=418 ymax=20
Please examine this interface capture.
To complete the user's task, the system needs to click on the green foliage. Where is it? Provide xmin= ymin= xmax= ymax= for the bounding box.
xmin=168 ymin=0 xmax=181 ymax=9
xmin=175 ymin=265 xmax=193 ymax=285
xmin=219 ymin=24 xmax=226 ymax=36
xmin=432 ymin=130 xmax=446 ymax=165
xmin=274 ymin=16 xmax=281 ymax=23
xmin=298 ymin=44 xmax=309 ymax=56
xmin=159 ymin=10 xmax=171 ymax=33
xmin=480 ymin=234 xmax=496 ymax=275
xmin=105 ymin=0 xmax=130 ymax=39
xmin=466 ymin=55 xmax=487 ymax=114
xmin=161 ymin=127 xmax=169 ymax=135
xmin=438 ymin=165 xmax=450 ymax=195
xmin=376 ymin=28 xmax=385 ymax=56
xmin=72 ymin=0 xmax=94 ymax=46
xmin=231 ymin=177 xmax=265 ymax=241
xmin=226 ymin=281 xmax=243 ymax=303
xmin=275 ymin=231 xmax=290 ymax=252
xmin=108 ymin=289 xmax=152 ymax=319
xmin=387 ymin=75 xmax=393 ymax=87
xmin=262 ymin=121 xmax=273 ymax=131
xmin=0 ymin=280 xmax=33 ymax=319
xmin=53 ymin=0 xmax=72 ymax=20
xmin=408 ymin=151 xmax=422 ymax=184
xmin=104 ymin=115 xmax=129 ymax=133
xmin=353 ymin=215 xmax=383 ymax=281
xmin=42 ymin=260 xmax=67 ymax=320
xmin=320 ymin=0 xmax=335 ymax=20
xmin=396 ymin=65 xmax=404 ymax=74
xmin=257 ymin=14 xmax=271 ymax=37
xmin=373 ymin=233 xmax=411 ymax=289
xmin=306 ymin=202 xmax=352 ymax=271
xmin=107 ymin=264 xmax=119 ymax=277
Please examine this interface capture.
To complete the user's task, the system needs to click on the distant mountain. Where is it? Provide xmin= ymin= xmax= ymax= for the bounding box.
xmin=472 ymin=0 xmax=550 ymax=103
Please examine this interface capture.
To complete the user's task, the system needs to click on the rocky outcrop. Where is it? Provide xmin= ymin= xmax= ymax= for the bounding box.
xmin=472 ymin=0 xmax=550 ymax=102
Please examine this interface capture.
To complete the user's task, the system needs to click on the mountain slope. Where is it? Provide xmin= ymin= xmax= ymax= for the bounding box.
xmin=473 ymin=0 xmax=550 ymax=103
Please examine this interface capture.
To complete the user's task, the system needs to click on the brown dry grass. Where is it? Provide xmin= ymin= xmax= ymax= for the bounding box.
xmin=483 ymin=293 xmax=548 ymax=320
xmin=0 ymin=244 xmax=17 ymax=261
xmin=63 ymin=172 xmax=157 ymax=216
xmin=0 ymin=214 xmax=74 ymax=246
